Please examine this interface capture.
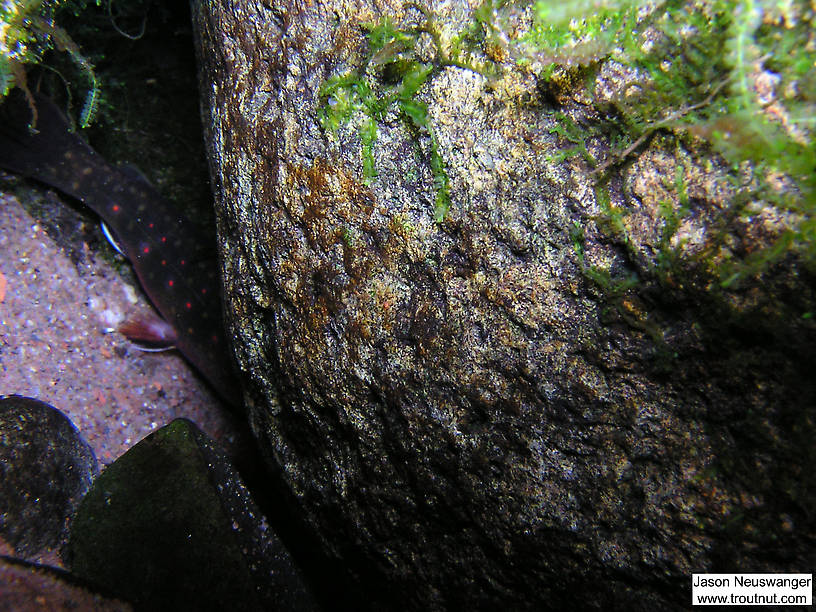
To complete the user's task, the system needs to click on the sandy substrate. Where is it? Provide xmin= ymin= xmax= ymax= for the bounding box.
xmin=0 ymin=185 xmax=242 ymax=466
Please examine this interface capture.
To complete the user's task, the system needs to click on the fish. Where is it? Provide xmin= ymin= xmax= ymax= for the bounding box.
xmin=0 ymin=89 xmax=240 ymax=407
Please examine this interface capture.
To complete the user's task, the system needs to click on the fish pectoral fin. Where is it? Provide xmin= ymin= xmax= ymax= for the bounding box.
xmin=118 ymin=314 xmax=178 ymax=347
xmin=100 ymin=220 xmax=127 ymax=257
xmin=128 ymin=343 xmax=177 ymax=353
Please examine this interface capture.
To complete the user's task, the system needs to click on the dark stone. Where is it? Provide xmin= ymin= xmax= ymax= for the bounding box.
xmin=190 ymin=1 xmax=816 ymax=609
xmin=0 ymin=555 xmax=132 ymax=611
xmin=0 ymin=395 xmax=97 ymax=559
xmin=64 ymin=419 xmax=317 ymax=611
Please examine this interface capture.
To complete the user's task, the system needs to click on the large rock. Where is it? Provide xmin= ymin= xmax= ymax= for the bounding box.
xmin=0 ymin=396 xmax=97 ymax=560
xmin=64 ymin=419 xmax=316 ymax=610
xmin=191 ymin=1 xmax=816 ymax=608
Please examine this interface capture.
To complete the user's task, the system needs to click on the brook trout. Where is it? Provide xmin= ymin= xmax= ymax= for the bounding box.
xmin=0 ymin=90 xmax=239 ymax=407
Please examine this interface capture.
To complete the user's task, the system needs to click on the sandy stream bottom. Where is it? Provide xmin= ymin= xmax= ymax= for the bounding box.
xmin=0 ymin=187 xmax=241 ymax=469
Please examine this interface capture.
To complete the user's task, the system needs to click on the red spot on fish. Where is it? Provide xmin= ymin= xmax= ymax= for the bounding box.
xmin=185 ymin=302 xmax=192 ymax=309
xmin=201 ymin=288 xmax=207 ymax=295
xmin=168 ymin=279 xmax=174 ymax=287
xmin=180 ymin=260 xmax=186 ymax=266
xmin=112 ymin=204 xmax=120 ymax=212
xmin=148 ymin=222 xmax=154 ymax=228
xmin=161 ymin=236 xmax=166 ymax=243
xmin=161 ymin=260 xmax=166 ymax=266
xmin=143 ymin=246 xmax=150 ymax=254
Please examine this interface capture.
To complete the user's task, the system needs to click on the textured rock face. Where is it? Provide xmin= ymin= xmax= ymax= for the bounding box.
xmin=0 ymin=396 xmax=97 ymax=560
xmin=65 ymin=419 xmax=316 ymax=610
xmin=191 ymin=1 xmax=816 ymax=608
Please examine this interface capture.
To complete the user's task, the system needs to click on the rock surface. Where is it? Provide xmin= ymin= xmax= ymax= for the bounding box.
xmin=64 ymin=418 xmax=316 ymax=611
xmin=191 ymin=1 xmax=816 ymax=608
xmin=0 ymin=395 xmax=97 ymax=562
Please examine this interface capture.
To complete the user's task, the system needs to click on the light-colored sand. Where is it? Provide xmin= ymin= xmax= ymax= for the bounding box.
xmin=0 ymin=186 xmax=241 ymax=466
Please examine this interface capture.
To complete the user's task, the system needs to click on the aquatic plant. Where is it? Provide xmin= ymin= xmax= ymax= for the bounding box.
xmin=320 ymin=0 xmax=814 ymax=286
xmin=1 ymin=0 xmax=100 ymax=126
xmin=521 ymin=0 xmax=815 ymax=286
xmin=318 ymin=8 xmax=494 ymax=222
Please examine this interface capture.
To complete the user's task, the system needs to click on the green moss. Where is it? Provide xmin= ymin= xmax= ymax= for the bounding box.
xmin=315 ymin=2 xmax=814 ymax=347
xmin=318 ymin=9 xmax=488 ymax=222
xmin=1 ymin=0 xmax=101 ymax=127
xmin=525 ymin=0 xmax=816 ymax=285
xmin=546 ymin=110 xmax=598 ymax=166
xmin=521 ymin=0 xmax=638 ymax=66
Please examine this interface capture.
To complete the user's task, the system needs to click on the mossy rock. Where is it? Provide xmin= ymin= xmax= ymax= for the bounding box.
xmin=64 ymin=419 xmax=316 ymax=611
xmin=191 ymin=0 xmax=816 ymax=608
